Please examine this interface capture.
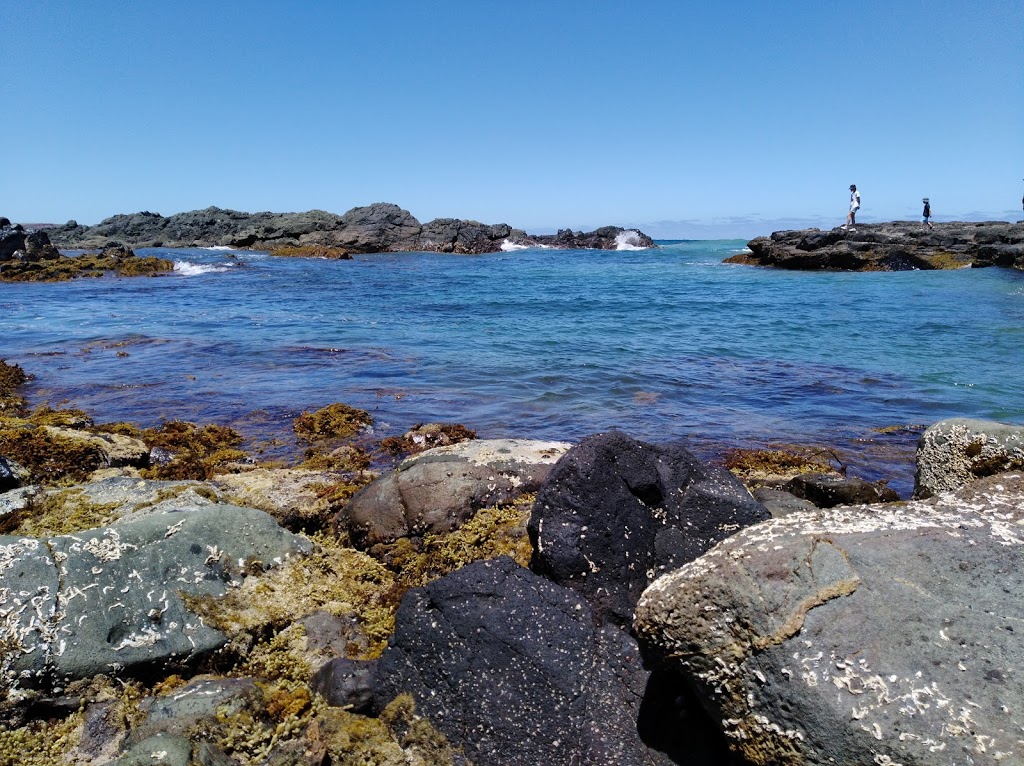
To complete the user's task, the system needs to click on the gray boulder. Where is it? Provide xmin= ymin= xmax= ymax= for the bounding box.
xmin=635 ymin=471 xmax=1024 ymax=766
xmin=915 ymin=417 xmax=1024 ymax=498
xmin=0 ymin=503 xmax=311 ymax=696
xmin=528 ymin=431 xmax=769 ymax=627
xmin=343 ymin=438 xmax=570 ymax=549
xmin=373 ymin=556 xmax=721 ymax=766
xmin=0 ymin=456 xmax=28 ymax=493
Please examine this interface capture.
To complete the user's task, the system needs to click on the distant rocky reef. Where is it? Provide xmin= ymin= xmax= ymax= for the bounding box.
xmin=44 ymin=203 xmax=655 ymax=254
xmin=727 ymin=221 xmax=1024 ymax=271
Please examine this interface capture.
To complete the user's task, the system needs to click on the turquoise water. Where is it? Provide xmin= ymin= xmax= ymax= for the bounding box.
xmin=3 ymin=241 xmax=1024 ymax=496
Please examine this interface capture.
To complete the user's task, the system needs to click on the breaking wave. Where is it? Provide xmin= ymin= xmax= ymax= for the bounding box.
xmin=500 ymin=239 xmax=530 ymax=252
xmin=614 ymin=230 xmax=647 ymax=251
xmin=173 ymin=261 xmax=233 ymax=276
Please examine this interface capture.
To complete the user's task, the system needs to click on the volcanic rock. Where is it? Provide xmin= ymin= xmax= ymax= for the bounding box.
xmin=729 ymin=221 xmax=1024 ymax=271
xmin=635 ymin=471 xmax=1024 ymax=766
xmin=528 ymin=431 xmax=769 ymax=627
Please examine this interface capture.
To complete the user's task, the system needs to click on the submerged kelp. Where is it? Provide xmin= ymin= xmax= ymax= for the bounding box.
xmin=269 ymin=244 xmax=352 ymax=260
xmin=722 ymin=445 xmax=841 ymax=484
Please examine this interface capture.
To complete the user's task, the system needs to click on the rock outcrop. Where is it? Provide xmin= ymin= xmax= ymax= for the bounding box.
xmin=343 ymin=438 xmax=571 ymax=549
xmin=0 ymin=222 xmax=60 ymax=263
xmin=915 ymin=417 xmax=1024 ymax=498
xmin=728 ymin=221 xmax=1024 ymax=271
xmin=44 ymin=203 xmax=656 ymax=253
xmin=635 ymin=471 xmax=1024 ymax=766
xmin=373 ymin=556 xmax=720 ymax=766
xmin=528 ymin=431 xmax=769 ymax=627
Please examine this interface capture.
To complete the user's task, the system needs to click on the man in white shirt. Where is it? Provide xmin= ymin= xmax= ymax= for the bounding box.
xmin=842 ymin=184 xmax=860 ymax=231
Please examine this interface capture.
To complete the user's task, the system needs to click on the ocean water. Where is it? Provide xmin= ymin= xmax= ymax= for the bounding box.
xmin=4 ymin=240 xmax=1024 ymax=497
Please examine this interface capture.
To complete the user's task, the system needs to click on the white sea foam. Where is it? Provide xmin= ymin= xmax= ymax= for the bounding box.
xmin=200 ymin=245 xmax=236 ymax=251
xmin=173 ymin=261 xmax=232 ymax=276
xmin=500 ymin=239 xmax=530 ymax=252
xmin=614 ymin=230 xmax=647 ymax=251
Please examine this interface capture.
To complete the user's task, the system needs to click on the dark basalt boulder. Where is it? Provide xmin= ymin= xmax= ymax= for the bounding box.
xmin=729 ymin=221 xmax=1024 ymax=271
xmin=0 ymin=221 xmax=26 ymax=261
xmin=373 ymin=556 xmax=725 ymax=766
xmin=784 ymin=472 xmax=900 ymax=507
xmin=528 ymin=431 xmax=769 ymax=627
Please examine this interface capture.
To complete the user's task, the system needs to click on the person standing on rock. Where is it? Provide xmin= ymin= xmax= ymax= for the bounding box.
xmin=842 ymin=184 xmax=860 ymax=231
xmin=922 ymin=198 xmax=933 ymax=229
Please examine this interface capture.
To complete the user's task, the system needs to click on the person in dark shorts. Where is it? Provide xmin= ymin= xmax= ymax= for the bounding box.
xmin=842 ymin=184 xmax=860 ymax=231
xmin=922 ymin=198 xmax=933 ymax=229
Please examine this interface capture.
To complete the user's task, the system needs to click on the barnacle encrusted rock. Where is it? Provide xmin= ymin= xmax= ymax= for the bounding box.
xmin=0 ymin=503 xmax=311 ymax=698
xmin=634 ymin=471 xmax=1024 ymax=766
xmin=915 ymin=418 xmax=1024 ymax=498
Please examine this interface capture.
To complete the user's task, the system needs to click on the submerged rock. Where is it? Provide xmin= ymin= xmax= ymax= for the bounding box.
xmin=635 ymin=471 xmax=1024 ymax=766
xmin=528 ymin=431 xmax=769 ymax=627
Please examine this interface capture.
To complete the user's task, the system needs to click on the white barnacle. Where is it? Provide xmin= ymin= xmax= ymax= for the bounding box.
xmin=164 ymin=519 xmax=186 ymax=537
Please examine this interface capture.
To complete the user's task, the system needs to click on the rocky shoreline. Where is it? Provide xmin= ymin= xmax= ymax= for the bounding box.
xmin=3 ymin=356 xmax=1024 ymax=765
xmin=727 ymin=220 xmax=1024 ymax=271
xmin=42 ymin=203 xmax=655 ymax=254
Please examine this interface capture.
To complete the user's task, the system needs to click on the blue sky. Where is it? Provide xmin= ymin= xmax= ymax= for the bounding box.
xmin=3 ymin=1 xmax=1022 ymax=237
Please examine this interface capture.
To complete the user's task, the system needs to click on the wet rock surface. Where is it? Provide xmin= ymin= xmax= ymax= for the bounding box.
xmin=528 ymin=431 xmax=769 ymax=627
xmin=729 ymin=221 xmax=1024 ymax=271
xmin=635 ymin=471 xmax=1024 ymax=766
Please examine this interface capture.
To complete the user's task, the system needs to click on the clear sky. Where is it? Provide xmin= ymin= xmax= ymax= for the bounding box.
xmin=3 ymin=0 xmax=1022 ymax=237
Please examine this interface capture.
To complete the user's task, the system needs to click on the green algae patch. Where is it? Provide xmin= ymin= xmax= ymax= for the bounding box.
xmin=139 ymin=420 xmax=247 ymax=480
xmin=183 ymin=533 xmax=398 ymax=660
xmin=927 ymin=250 xmax=973 ymax=270
xmin=299 ymin=444 xmax=372 ymax=473
xmin=380 ymin=422 xmax=477 ymax=458
xmin=269 ymin=245 xmax=352 ymax=260
xmin=0 ymin=252 xmax=175 ymax=282
xmin=26 ymin=404 xmax=93 ymax=428
xmin=0 ymin=360 xmax=30 ymax=415
xmin=4 ymin=487 xmax=120 ymax=537
xmin=309 ymin=694 xmax=465 ymax=766
xmin=381 ymin=493 xmax=535 ymax=593
xmin=723 ymin=446 xmax=839 ymax=484
xmin=0 ymin=424 xmax=104 ymax=484
xmin=293 ymin=403 xmax=373 ymax=443
xmin=0 ymin=711 xmax=85 ymax=765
